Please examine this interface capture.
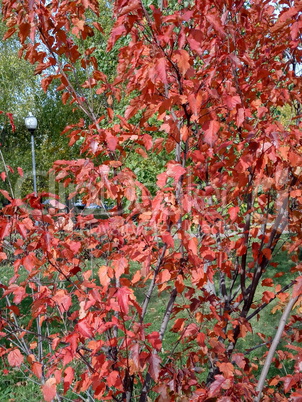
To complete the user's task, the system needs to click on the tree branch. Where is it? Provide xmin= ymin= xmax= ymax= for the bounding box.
xmin=247 ymin=279 xmax=297 ymax=321
xmin=255 ymin=294 xmax=299 ymax=402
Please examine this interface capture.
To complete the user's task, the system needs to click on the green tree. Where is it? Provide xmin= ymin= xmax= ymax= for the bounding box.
xmin=0 ymin=19 xmax=84 ymax=200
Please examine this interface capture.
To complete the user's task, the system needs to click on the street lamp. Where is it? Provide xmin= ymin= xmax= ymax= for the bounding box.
xmin=25 ymin=112 xmax=38 ymax=195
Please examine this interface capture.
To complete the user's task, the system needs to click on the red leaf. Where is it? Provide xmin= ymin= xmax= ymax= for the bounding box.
xmin=143 ymin=134 xmax=152 ymax=150
xmin=282 ymin=374 xmax=300 ymax=393
xmin=113 ymin=257 xmax=128 ymax=280
xmin=187 ymin=29 xmax=203 ymax=53
xmin=146 ymin=332 xmax=162 ymax=351
xmin=203 ymin=120 xmax=220 ymax=146
xmin=156 ymin=58 xmax=167 ymax=85
xmin=22 ymin=253 xmax=39 ymax=272
xmin=107 ymin=107 xmax=114 ymax=120
xmin=64 ymin=367 xmax=74 ymax=394
xmin=148 ymin=352 xmax=161 ymax=381
xmin=41 ymin=76 xmax=54 ymax=92
xmin=262 ymin=291 xmax=275 ymax=303
xmin=150 ymin=58 xmax=167 ymax=85
xmin=98 ymin=266 xmax=110 ymax=289
xmin=16 ymin=223 xmax=27 ymax=238
xmin=53 ymin=289 xmax=72 ymax=313
xmin=166 ymin=163 xmax=186 ymax=181
xmin=68 ymin=241 xmax=81 ymax=254
xmin=116 ymin=287 xmax=132 ymax=314
xmin=279 ymin=7 xmax=299 ymax=23
xmin=130 ymin=343 xmax=140 ymax=370
xmin=188 ymin=237 xmax=198 ymax=255
xmin=173 ymin=50 xmax=191 ymax=74
xmin=6 ymin=113 xmax=15 ymax=132
xmin=48 ymin=199 xmax=66 ymax=209
xmin=232 ymin=353 xmax=246 ymax=369
xmin=257 ymin=106 xmax=268 ymax=119
xmin=293 ymin=276 xmax=302 ymax=298
xmin=62 ymin=92 xmax=70 ymax=105
xmin=106 ymin=133 xmax=118 ymax=151
xmin=180 ymin=125 xmax=189 ymax=141
xmin=237 ymin=108 xmax=245 ymax=127
xmin=3 ymin=28 xmax=16 ymax=40
xmin=107 ymin=23 xmax=127 ymax=51
xmin=262 ymin=248 xmax=272 ymax=260
xmin=290 ymin=389 xmax=302 ymax=401
xmin=17 ymin=167 xmax=24 ymax=177
xmin=157 ymin=269 xmax=171 ymax=284
xmin=175 ymin=274 xmax=185 ymax=293
xmin=42 ymin=378 xmax=57 ymax=402
xmin=188 ymin=91 xmax=204 ymax=117
xmin=32 ymin=362 xmax=43 ymax=379
xmin=156 ymin=172 xmax=167 ymax=188
xmin=289 ymin=151 xmax=302 ymax=167
xmin=3 ymin=285 xmax=26 ymax=304
xmin=131 ymin=270 xmax=141 ymax=285
xmin=206 ymin=14 xmax=225 ymax=36
xmin=261 ymin=278 xmax=274 ymax=287
xmin=161 ymin=232 xmax=174 ymax=248
xmin=7 ymin=349 xmax=24 ymax=367
xmin=290 ymin=21 xmax=300 ymax=41
xmin=183 ymin=323 xmax=198 ymax=338
xmin=171 ymin=318 xmax=186 ymax=333
xmin=0 ymin=252 xmax=7 ymax=262
xmin=0 ymin=189 xmax=12 ymax=202
xmin=228 ymin=206 xmax=239 ymax=221
xmin=118 ymin=0 xmax=140 ymax=17
xmin=107 ymin=370 xmax=123 ymax=389
xmin=208 ymin=375 xmax=232 ymax=397
xmin=19 ymin=22 xmax=30 ymax=43
xmin=217 ymin=362 xmax=234 ymax=379
xmin=76 ymin=319 xmax=93 ymax=338
xmin=224 ymin=95 xmax=241 ymax=109
xmin=92 ymin=22 xmax=104 ymax=33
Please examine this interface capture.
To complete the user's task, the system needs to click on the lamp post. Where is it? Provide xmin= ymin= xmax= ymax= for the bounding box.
xmin=25 ymin=112 xmax=38 ymax=195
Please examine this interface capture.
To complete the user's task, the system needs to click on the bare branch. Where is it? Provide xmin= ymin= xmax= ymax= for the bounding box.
xmin=255 ymin=295 xmax=299 ymax=402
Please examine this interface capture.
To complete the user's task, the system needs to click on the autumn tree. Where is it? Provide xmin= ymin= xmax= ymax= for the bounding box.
xmin=0 ymin=0 xmax=302 ymax=401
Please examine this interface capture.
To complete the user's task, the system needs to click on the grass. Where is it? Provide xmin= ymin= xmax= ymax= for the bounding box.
xmin=235 ymin=250 xmax=296 ymax=378
xmin=0 ymin=372 xmax=41 ymax=402
xmin=0 ymin=242 xmax=298 ymax=400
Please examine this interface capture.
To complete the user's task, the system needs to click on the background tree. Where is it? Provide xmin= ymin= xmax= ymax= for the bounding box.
xmin=0 ymin=18 xmax=84 ymax=201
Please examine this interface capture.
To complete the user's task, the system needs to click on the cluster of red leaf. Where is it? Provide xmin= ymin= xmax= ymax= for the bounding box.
xmin=0 ymin=0 xmax=302 ymax=400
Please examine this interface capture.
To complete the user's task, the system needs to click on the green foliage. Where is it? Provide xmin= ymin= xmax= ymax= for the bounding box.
xmin=0 ymin=19 xmax=84 ymax=201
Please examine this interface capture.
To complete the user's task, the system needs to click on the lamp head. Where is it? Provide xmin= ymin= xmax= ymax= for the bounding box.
xmin=25 ymin=112 xmax=38 ymax=132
